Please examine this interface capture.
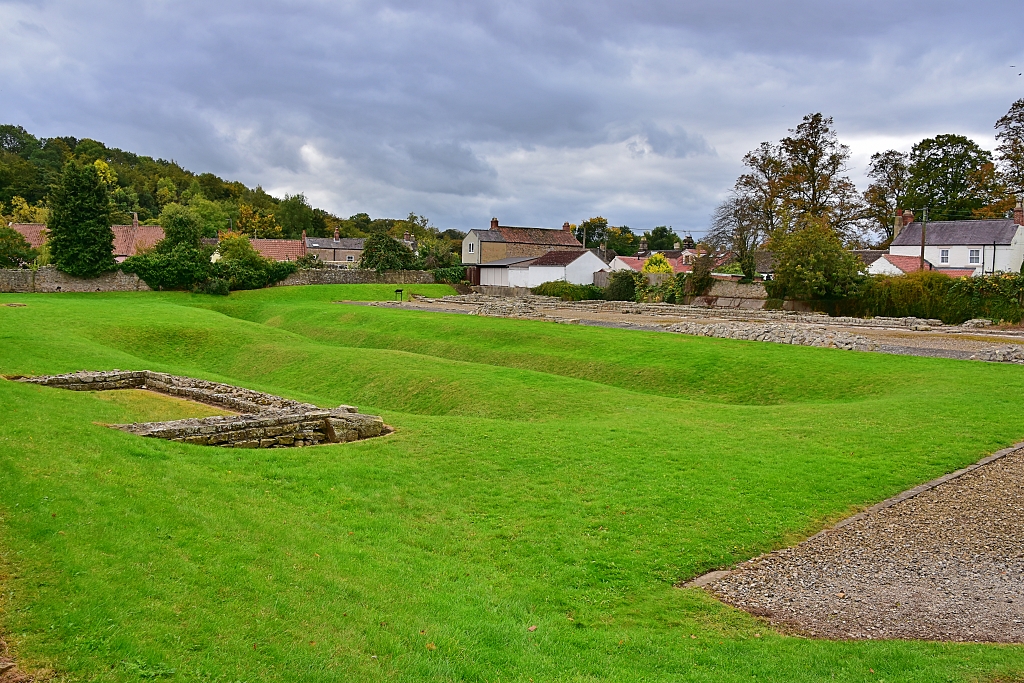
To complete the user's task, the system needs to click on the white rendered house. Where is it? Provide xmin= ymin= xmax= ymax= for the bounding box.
xmin=888 ymin=202 xmax=1024 ymax=274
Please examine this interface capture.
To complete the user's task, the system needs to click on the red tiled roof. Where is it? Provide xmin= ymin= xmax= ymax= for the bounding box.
xmin=614 ymin=256 xmax=645 ymax=271
xmin=881 ymin=254 xmax=934 ymax=273
xmin=251 ymin=238 xmax=305 ymax=261
xmin=111 ymin=225 xmax=165 ymax=259
xmin=935 ymin=268 xmax=976 ymax=278
xmin=528 ymin=250 xmax=588 ymax=266
xmin=495 ymin=226 xmax=582 ymax=247
xmin=9 ymin=223 xmax=47 ymax=249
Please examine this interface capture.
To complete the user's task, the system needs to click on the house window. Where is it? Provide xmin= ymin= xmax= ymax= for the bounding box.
xmin=468 ymin=243 xmax=475 ymax=254
xmin=346 ymin=255 xmax=354 ymax=262
xmin=940 ymin=249 xmax=949 ymax=264
xmin=969 ymin=249 xmax=980 ymax=264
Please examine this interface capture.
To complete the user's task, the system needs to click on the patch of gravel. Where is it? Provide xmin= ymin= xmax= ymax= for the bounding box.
xmin=705 ymin=447 xmax=1024 ymax=642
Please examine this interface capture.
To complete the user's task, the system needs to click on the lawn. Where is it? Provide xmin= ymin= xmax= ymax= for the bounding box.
xmin=1 ymin=284 xmax=1024 ymax=682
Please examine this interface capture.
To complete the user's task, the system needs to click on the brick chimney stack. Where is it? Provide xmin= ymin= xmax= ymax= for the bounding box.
xmin=491 ymin=217 xmax=499 ymax=229
xmin=562 ymin=221 xmax=571 ymax=232
xmin=334 ymin=227 xmax=340 ymax=241
xmin=132 ymin=212 xmax=139 ymax=229
xmin=1015 ymin=196 xmax=1024 ymax=226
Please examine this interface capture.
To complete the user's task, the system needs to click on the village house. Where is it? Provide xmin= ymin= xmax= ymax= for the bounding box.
xmin=305 ymin=230 xmax=364 ymax=263
xmin=868 ymin=253 xmax=975 ymax=277
xmin=887 ymin=200 xmax=1024 ymax=275
xmin=11 ymin=216 xmax=165 ymax=262
xmin=461 ymin=218 xmax=582 ymax=265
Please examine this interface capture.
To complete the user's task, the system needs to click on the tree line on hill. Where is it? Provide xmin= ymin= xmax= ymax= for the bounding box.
xmin=0 ymin=124 xmax=466 ymax=249
xmin=706 ymin=99 xmax=1024 ymax=283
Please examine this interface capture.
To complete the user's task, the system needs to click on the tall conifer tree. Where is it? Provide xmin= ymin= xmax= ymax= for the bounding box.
xmin=47 ymin=161 xmax=114 ymax=277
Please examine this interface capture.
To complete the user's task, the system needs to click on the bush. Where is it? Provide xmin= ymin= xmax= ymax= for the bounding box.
xmin=532 ymin=281 xmax=605 ymax=301
xmin=765 ymin=219 xmax=864 ymax=300
xmin=360 ymin=233 xmax=414 ymax=273
xmin=295 ymin=253 xmax=325 ymax=270
xmin=122 ymin=244 xmax=213 ymax=291
xmin=641 ymin=253 xmax=673 ymax=274
xmin=213 ymin=235 xmax=297 ymax=290
xmin=431 ymin=266 xmax=466 ymax=284
xmin=195 ymin=277 xmax=230 ymax=296
xmin=858 ymin=271 xmax=956 ymax=320
xmin=604 ymin=270 xmax=637 ymax=301
xmin=687 ymin=255 xmax=716 ymax=296
xmin=0 ymin=226 xmax=37 ymax=268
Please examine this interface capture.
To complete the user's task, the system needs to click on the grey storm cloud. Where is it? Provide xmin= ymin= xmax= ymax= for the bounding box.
xmin=1 ymin=0 xmax=1022 ymax=232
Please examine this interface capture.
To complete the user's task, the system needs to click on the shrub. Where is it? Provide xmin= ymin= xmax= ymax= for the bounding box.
xmin=766 ymin=219 xmax=864 ymax=300
xmin=604 ymin=270 xmax=636 ymax=301
xmin=213 ymin=235 xmax=296 ymax=290
xmin=642 ymin=253 xmax=674 ymax=274
xmin=360 ymin=233 xmax=414 ymax=273
xmin=295 ymin=253 xmax=325 ymax=270
xmin=0 ymin=226 xmax=38 ymax=268
xmin=687 ymin=255 xmax=716 ymax=296
xmin=195 ymin=277 xmax=231 ymax=296
xmin=122 ymin=244 xmax=213 ymax=291
xmin=431 ymin=266 xmax=466 ymax=284
xmin=532 ymin=281 xmax=604 ymax=301
xmin=858 ymin=271 xmax=955 ymax=320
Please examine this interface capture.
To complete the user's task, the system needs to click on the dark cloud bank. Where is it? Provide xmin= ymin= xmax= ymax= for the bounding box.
xmin=1 ymin=0 xmax=1021 ymax=233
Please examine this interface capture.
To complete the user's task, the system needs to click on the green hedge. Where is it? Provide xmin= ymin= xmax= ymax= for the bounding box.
xmin=532 ymin=281 xmax=605 ymax=301
xmin=430 ymin=266 xmax=466 ymax=284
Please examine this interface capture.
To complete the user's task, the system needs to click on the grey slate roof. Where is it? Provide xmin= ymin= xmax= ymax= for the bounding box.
xmin=469 ymin=229 xmax=507 ymax=243
xmin=851 ymin=249 xmax=887 ymax=266
xmin=477 ymin=256 xmax=537 ymax=267
xmin=305 ymin=237 xmax=365 ymax=250
xmin=891 ymin=219 xmax=1020 ymax=247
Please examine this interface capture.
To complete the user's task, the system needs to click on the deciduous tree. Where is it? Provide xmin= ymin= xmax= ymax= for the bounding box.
xmin=904 ymin=134 xmax=999 ymax=221
xmin=0 ymin=225 xmax=37 ymax=267
xmin=996 ymin=98 xmax=1024 ymax=195
xmin=863 ymin=150 xmax=910 ymax=242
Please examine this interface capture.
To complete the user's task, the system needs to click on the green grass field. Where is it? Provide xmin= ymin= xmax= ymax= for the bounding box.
xmin=2 ymin=284 xmax=1024 ymax=682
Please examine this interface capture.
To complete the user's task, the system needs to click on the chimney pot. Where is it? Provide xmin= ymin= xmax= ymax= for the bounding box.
xmin=490 ymin=217 xmax=499 ymax=230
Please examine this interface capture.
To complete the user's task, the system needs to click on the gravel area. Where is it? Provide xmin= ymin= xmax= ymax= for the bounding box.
xmin=704 ymin=447 xmax=1024 ymax=642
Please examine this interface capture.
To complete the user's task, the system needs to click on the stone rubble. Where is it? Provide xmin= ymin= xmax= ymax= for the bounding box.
xmin=15 ymin=370 xmax=386 ymax=448
xmin=662 ymin=321 xmax=878 ymax=351
xmin=968 ymin=346 xmax=1024 ymax=363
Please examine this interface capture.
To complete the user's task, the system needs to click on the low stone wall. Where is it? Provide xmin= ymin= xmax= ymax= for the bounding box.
xmin=277 ymin=269 xmax=434 ymax=286
xmin=14 ymin=370 xmax=386 ymax=448
xmin=0 ymin=267 xmax=151 ymax=293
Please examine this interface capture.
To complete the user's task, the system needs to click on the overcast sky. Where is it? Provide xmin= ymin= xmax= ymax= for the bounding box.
xmin=1 ymin=0 xmax=1022 ymax=234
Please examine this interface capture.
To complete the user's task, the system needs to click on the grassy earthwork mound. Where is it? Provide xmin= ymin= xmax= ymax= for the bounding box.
xmin=2 ymin=284 xmax=1024 ymax=681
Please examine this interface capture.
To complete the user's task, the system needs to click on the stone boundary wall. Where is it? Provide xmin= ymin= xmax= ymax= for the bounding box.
xmin=13 ymin=370 xmax=385 ymax=448
xmin=0 ymin=267 xmax=151 ymax=293
xmin=277 ymin=269 xmax=434 ymax=286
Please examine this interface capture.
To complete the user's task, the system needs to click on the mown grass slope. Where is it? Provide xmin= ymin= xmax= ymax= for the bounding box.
xmin=2 ymin=284 xmax=1024 ymax=682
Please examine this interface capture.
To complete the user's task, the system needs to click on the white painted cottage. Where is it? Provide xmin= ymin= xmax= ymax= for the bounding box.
xmin=505 ymin=250 xmax=608 ymax=288
xmin=888 ymin=201 xmax=1024 ymax=274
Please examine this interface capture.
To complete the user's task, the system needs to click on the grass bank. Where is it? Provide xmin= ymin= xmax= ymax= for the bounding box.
xmin=1 ymin=284 xmax=1023 ymax=681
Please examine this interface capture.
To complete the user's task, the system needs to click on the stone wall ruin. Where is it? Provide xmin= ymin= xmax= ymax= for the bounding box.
xmin=13 ymin=370 xmax=387 ymax=448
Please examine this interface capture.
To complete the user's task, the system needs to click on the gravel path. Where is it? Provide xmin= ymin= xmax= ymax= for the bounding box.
xmin=704 ymin=447 xmax=1024 ymax=642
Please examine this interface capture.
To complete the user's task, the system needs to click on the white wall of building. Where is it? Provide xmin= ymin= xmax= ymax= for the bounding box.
xmin=479 ymin=266 xmax=509 ymax=286
xmin=889 ymin=228 xmax=1024 ymax=273
xmin=564 ymin=251 xmax=608 ymax=285
xmin=867 ymin=257 xmax=900 ymax=276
